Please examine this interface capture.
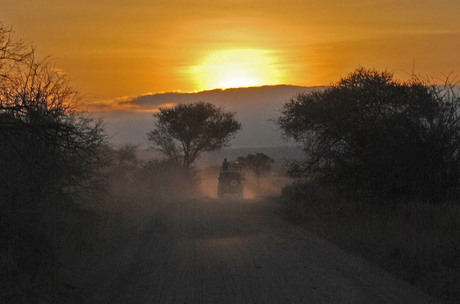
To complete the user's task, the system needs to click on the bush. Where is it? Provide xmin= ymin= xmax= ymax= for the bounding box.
xmin=103 ymin=146 xmax=200 ymax=218
xmin=278 ymin=68 xmax=460 ymax=202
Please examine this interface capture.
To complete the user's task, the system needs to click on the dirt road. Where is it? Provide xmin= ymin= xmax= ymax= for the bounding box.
xmin=78 ymin=198 xmax=436 ymax=304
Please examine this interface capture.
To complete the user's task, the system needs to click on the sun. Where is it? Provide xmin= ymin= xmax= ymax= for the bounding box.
xmin=190 ymin=49 xmax=284 ymax=91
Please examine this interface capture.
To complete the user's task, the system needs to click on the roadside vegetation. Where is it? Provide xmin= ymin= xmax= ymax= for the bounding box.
xmin=0 ymin=24 xmax=202 ymax=303
xmin=102 ymin=145 xmax=200 ymax=221
xmin=0 ymin=22 xmax=110 ymax=303
xmin=277 ymin=68 xmax=460 ymax=303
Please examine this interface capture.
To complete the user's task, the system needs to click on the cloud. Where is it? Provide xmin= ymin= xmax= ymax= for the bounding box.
xmin=83 ymin=95 xmax=159 ymax=113
xmin=119 ymin=85 xmax=318 ymax=111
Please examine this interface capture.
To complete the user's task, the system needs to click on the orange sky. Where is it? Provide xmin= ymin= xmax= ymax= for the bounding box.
xmin=1 ymin=0 xmax=459 ymax=103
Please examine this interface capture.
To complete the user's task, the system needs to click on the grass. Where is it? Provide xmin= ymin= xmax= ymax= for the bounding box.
xmin=279 ymin=182 xmax=460 ymax=303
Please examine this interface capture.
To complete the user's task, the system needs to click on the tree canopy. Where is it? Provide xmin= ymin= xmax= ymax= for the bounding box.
xmin=0 ymin=46 xmax=107 ymax=201
xmin=278 ymin=68 xmax=460 ymax=202
xmin=237 ymin=153 xmax=274 ymax=185
xmin=147 ymin=101 xmax=241 ymax=170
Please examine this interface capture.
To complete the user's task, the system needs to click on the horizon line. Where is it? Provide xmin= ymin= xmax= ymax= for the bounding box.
xmin=139 ymin=83 xmax=327 ymax=96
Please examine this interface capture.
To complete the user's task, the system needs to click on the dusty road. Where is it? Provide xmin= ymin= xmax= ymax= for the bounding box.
xmin=78 ymin=198 xmax=435 ymax=304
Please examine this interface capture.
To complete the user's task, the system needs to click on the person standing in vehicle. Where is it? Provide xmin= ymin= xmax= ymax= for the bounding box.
xmin=222 ymin=158 xmax=229 ymax=172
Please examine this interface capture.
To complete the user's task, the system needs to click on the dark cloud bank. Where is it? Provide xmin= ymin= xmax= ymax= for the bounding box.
xmin=98 ymin=85 xmax=324 ymax=148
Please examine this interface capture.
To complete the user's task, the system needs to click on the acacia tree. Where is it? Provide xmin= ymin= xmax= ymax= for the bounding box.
xmin=147 ymin=101 xmax=241 ymax=171
xmin=237 ymin=153 xmax=274 ymax=186
xmin=278 ymin=68 xmax=460 ymax=202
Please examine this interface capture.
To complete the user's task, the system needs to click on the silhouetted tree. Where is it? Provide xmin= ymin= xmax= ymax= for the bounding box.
xmin=0 ymin=56 xmax=107 ymax=200
xmin=147 ymin=101 xmax=241 ymax=171
xmin=0 ymin=23 xmax=108 ymax=303
xmin=0 ymin=23 xmax=30 ymax=76
xmin=278 ymin=68 xmax=460 ymax=202
xmin=237 ymin=153 xmax=274 ymax=186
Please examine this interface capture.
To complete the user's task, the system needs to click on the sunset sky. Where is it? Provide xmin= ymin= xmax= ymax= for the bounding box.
xmin=1 ymin=0 xmax=459 ymax=105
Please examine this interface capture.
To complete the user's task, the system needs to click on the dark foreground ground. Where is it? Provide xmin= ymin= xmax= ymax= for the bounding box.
xmin=66 ymin=198 xmax=436 ymax=304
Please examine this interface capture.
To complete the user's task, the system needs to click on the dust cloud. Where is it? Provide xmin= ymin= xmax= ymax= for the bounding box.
xmin=199 ymin=163 xmax=290 ymax=200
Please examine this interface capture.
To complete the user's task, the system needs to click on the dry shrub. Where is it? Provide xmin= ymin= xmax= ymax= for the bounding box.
xmin=99 ymin=155 xmax=200 ymax=227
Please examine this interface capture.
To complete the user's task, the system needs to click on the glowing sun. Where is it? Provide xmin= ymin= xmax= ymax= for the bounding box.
xmin=191 ymin=49 xmax=283 ymax=91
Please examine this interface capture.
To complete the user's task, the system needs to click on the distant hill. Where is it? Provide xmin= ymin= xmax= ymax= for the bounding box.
xmin=97 ymin=85 xmax=325 ymax=147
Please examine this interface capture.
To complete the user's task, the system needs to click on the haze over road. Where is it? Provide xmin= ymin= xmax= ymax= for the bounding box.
xmin=79 ymin=198 xmax=435 ymax=304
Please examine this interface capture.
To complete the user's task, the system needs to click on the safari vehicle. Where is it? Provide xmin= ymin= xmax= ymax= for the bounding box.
xmin=218 ymin=166 xmax=244 ymax=199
